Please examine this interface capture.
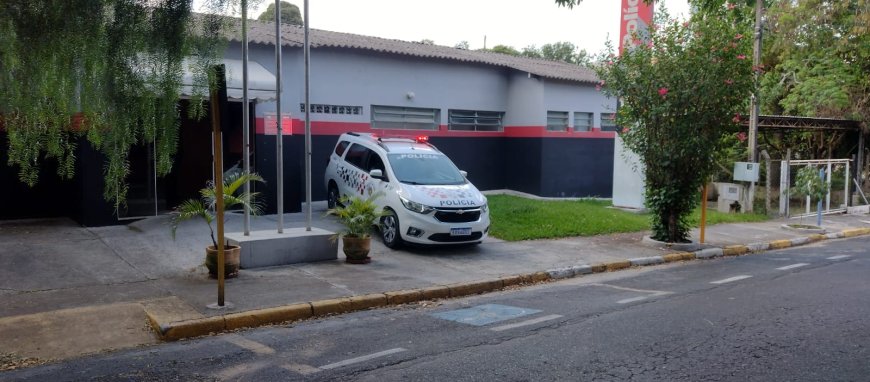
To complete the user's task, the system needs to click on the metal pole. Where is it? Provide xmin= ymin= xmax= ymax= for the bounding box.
xmin=700 ymin=183 xmax=707 ymax=244
xmin=857 ymin=127 xmax=865 ymax=200
xmin=242 ymin=0 xmax=251 ymax=236
xmin=275 ymin=0 xmax=284 ymax=234
xmin=748 ymin=0 xmax=762 ymax=163
xmin=304 ymin=0 xmax=312 ymax=231
xmin=817 ymin=168 xmax=824 ymax=227
xmin=746 ymin=0 xmax=763 ymax=213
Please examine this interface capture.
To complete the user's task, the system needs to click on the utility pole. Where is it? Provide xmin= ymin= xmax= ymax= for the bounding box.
xmin=275 ymin=0 xmax=284 ymax=233
xmin=747 ymin=0 xmax=763 ymax=212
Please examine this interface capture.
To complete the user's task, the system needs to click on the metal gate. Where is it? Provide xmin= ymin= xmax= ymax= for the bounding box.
xmin=779 ymin=158 xmax=850 ymax=218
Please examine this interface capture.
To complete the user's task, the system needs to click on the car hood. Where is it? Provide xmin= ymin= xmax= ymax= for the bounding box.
xmin=399 ymin=183 xmax=486 ymax=208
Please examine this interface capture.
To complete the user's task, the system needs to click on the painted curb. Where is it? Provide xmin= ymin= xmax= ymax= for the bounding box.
xmin=148 ymin=226 xmax=870 ymax=342
xmin=768 ymin=239 xmax=793 ymax=249
xmin=723 ymin=245 xmax=749 ymax=257
xmin=695 ymin=248 xmax=723 ymax=259
xmin=629 ymin=256 xmax=665 ymax=266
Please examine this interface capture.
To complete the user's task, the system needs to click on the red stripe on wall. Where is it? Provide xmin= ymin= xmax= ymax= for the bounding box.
xmin=253 ymin=118 xmax=615 ymax=139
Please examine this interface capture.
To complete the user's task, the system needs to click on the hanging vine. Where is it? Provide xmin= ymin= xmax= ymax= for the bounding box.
xmin=0 ymin=0 xmax=235 ymax=210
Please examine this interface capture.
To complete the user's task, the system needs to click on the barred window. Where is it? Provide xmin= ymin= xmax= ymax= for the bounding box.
xmin=371 ymin=105 xmax=439 ymax=130
xmin=601 ymin=113 xmax=618 ymax=131
xmin=300 ymin=103 xmax=362 ymax=115
xmin=448 ymin=110 xmax=504 ymax=132
xmin=573 ymin=112 xmax=593 ymax=132
xmin=546 ymin=111 xmax=569 ymax=131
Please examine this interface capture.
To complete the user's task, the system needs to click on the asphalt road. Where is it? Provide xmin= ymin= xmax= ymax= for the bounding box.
xmin=4 ymin=236 xmax=869 ymax=382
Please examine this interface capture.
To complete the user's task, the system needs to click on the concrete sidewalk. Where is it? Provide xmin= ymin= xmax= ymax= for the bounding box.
xmin=1 ymin=204 xmax=869 ymax=369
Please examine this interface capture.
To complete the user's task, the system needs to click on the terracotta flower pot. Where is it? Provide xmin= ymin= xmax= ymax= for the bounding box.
xmin=342 ymin=236 xmax=371 ymax=264
xmin=205 ymin=245 xmax=241 ymax=279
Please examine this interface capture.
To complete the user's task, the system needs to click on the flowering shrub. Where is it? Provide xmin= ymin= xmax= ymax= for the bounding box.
xmin=595 ymin=6 xmax=753 ymax=242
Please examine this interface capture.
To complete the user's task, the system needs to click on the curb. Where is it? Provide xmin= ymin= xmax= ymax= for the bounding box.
xmin=147 ymin=226 xmax=870 ymax=342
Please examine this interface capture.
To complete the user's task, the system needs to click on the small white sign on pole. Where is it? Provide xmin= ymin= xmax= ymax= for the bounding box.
xmin=733 ymin=162 xmax=759 ymax=182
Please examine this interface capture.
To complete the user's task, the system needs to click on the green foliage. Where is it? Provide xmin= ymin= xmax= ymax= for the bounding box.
xmin=484 ymin=41 xmax=589 ymax=65
xmin=487 ymin=195 xmax=769 ymax=241
xmin=488 ymin=195 xmax=649 ymax=240
xmin=594 ymin=6 xmax=754 ymax=242
xmin=170 ymin=171 xmax=265 ymax=247
xmin=257 ymin=1 xmax=303 ymax=25
xmin=454 ymin=41 xmax=470 ymax=50
xmin=327 ymin=193 xmax=384 ymax=239
xmin=793 ymin=165 xmax=828 ymax=202
xmin=489 ymin=45 xmax=520 ymax=56
xmin=0 ymin=0 xmax=233 ymax=210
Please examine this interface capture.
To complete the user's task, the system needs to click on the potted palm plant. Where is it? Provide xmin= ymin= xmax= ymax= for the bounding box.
xmin=170 ymin=171 xmax=264 ymax=278
xmin=327 ymin=193 xmax=383 ymax=264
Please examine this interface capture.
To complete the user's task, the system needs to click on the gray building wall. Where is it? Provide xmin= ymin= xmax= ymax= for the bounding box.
xmin=505 ymin=72 xmax=545 ymax=127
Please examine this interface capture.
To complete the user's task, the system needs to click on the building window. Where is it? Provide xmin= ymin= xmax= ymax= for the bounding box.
xmin=300 ymin=103 xmax=362 ymax=115
xmin=546 ymin=111 xmax=569 ymax=131
xmin=601 ymin=113 xmax=618 ymax=131
xmin=448 ymin=110 xmax=504 ymax=132
xmin=371 ymin=105 xmax=439 ymax=130
xmin=573 ymin=112 xmax=593 ymax=132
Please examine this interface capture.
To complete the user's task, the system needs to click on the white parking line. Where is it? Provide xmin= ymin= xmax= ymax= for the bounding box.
xmin=710 ymin=275 xmax=752 ymax=284
xmin=490 ymin=314 xmax=563 ymax=332
xmin=215 ymin=360 xmax=271 ymax=380
xmin=776 ymin=263 xmax=809 ymax=271
xmin=224 ymin=335 xmax=276 ymax=355
xmin=827 ymin=255 xmax=851 ymax=260
xmin=319 ymin=348 xmax=407 ymax=370
xmin=593 ymin=283 xmax=670 ymax=295
xmin=617 ymin=296 xmax=649 ymax=304
xmin=283 ymin=363 xmax=321 ymax=376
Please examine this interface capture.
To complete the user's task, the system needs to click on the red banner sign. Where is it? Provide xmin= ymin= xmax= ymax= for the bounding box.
xmin=619 ymin=0 xmax=655 ymax=54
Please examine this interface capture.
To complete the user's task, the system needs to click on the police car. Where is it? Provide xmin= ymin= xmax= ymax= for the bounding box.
xmin=324 ymin=132 xmax=490 ymax=248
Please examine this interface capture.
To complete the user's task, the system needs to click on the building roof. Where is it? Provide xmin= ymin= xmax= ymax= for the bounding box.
xmin=227 ymin=18 xmax=599 ymax=85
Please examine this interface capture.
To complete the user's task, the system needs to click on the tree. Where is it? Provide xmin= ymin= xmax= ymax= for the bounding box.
xmin=0 ymin=1 xmax=230 ymax=209
xmin=595 ymin=8 xmax=754 ymax=242
xmin=521 ymin=45 xmax=543 ymax=59
xmin=541 ymin=41 xmax=589 ymax=65
xmin=419 ymin=39 xmax=435 ymax=45
xmin=257 ymin=1 xmax=303 ymax=25
xmin=759 ymin=0 xmax=869 ymax=160
xmin=489 ymin=44 xmax=521 ymax=56
xmin=454 ymin=41 xmax=470 ymax=50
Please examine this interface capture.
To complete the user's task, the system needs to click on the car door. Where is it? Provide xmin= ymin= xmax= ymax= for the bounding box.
xmin=364 ymin=150 xmax=391 ymax=209
xmin=338 ymin=143 xmax=370 ymax=199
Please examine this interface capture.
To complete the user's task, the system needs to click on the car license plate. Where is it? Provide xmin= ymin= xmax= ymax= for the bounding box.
xmin=450 ymin=227 xmax=472 ymax=236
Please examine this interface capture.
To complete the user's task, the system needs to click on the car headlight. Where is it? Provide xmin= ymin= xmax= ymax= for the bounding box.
xmin=400 ymin=196 xmax=434 ymax=214
xmin=480 ymin=203 xmax=488 ymax=213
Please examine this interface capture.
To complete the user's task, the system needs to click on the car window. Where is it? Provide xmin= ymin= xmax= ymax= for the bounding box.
xmin=367 ymin=152 xmax=388 ymax=179
xmin=334 ymin=140 xmax=350 ymax=157
xmin=387 ymin=153 xmax=466 ymax=185
xmin=344 ymin=143 xmax=369 ymax=169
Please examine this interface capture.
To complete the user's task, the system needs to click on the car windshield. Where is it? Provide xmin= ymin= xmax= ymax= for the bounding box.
xmin=387 ymin=153 xmax=466 ymax=185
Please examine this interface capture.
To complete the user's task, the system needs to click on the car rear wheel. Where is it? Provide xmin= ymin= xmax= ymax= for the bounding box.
xmin=327 ymin=183 xmax=339 ymax=209
xmin=381 ymin=211 xmax=403 ymax=249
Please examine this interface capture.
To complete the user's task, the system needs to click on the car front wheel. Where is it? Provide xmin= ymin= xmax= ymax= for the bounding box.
xmin=381 ymin=211 xmax=403 ymax=249
xmin=327 ymin=184 xmax=339 ymax=209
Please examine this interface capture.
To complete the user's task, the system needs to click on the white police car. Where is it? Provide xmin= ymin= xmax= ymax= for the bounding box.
xmin=324 ymin=132 xmax=490 ymax=248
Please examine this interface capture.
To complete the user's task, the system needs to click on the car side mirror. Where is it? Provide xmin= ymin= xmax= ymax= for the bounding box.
xmin=370 ymin=169 xmax=384 ymax=179
xmin=459 ymin=170 xmax=468 ymax=178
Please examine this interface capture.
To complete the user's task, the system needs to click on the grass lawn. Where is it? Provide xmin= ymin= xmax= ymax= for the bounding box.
xmin=487 ymin=194 xmax=769 ymax=241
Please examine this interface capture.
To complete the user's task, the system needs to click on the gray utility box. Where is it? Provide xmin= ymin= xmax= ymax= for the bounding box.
xmin=716 ymin=182 xmax=745 ymax=213
xmin=226 ymin=228 xmax=337 ymax=268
